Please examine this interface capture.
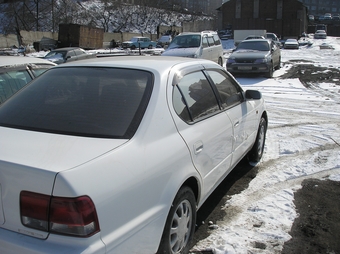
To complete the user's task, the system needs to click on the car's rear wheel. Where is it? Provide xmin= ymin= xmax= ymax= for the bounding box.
xmin=148 ymin=45 xmax=153 ymax=49
xmin=248 ymin=117 xmax=267 ymax=162
xmin=157 ymin=186 xmax=196 ymax=254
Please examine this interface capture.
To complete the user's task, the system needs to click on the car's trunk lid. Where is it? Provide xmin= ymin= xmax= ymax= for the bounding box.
xmin=0 ymin=126 xmax=126 ymax=238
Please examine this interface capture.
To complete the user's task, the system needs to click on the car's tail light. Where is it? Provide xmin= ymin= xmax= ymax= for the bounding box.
xmin=20 ymin=191 xmax=100 ymax=237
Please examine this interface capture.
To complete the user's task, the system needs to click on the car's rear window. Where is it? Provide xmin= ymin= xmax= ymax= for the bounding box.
xmin=0 ymin=67 xmax=153 ymax=138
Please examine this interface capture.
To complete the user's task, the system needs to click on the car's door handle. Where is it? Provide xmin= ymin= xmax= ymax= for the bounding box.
xmin=194 ymin=141 xmax=203 ymax=154
xmin=234 ymin=121 xmax=240 ymax=127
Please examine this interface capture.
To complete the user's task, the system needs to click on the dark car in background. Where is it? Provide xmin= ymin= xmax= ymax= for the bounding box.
xmin=44 ymin=47 xmax=96 ymax=64
xmin=0 ymin=56 xmax=56 ymax=104
xmin=227 ymin=39 xmax=281 ymax=78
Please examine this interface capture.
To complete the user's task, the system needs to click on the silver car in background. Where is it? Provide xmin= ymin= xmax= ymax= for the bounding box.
xmin=162 ymin=31 xmax=224 ymax=66
xmin=0 ymin=56 xmax=56 ymax=104
xmin=314 ymin=30 xmax=327 ymax=39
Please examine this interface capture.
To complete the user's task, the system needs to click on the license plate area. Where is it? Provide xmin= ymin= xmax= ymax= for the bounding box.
xmin=238 ymin=66 xmax=252 ymax=70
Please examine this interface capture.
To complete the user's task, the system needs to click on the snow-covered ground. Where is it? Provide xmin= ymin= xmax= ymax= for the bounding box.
xmin=191 ymin=36 xmax=340 ymax=253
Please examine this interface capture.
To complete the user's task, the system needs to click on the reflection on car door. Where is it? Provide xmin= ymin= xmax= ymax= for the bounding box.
xmin=206 ymin=69 xmax=258 ymax=166
xmin=172 ymin=69 xmax=234 ymax=199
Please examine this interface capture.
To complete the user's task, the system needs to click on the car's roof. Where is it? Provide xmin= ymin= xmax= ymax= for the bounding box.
xmin=241 ymin=39 xmax=270 ymax=43
xmin=54 ymin=56 xmax=219 ymax=72
xmin=0 ymin=56 xmax=56 ymax=67
xmin=178 ymin=30 xmax=218 ymax=36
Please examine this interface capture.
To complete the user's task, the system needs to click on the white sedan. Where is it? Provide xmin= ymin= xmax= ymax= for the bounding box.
xmin=0 ymin=56 xmax=267 ymax=253
xmin=284 ymin=39 xmax=299 ymax=49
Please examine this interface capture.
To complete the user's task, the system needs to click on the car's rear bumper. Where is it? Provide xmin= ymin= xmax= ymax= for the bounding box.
xmin=0 ymin=228 xmax=106 ymax=254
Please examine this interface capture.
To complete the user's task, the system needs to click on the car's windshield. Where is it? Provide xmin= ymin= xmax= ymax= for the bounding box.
xmin=0 ymin=67 xmax=153 ymax=139
xmin=168 ymin=35 xmax=201 ymax=49
xmin=45 ymin=51 xmax=66 ymax=58
xmin=236 ymin=41 xmax=270 ymax=51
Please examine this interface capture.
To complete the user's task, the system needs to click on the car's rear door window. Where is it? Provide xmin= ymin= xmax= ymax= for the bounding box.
xmin=0 ymin=67 xmax=153 ymax=138
xmin=173 ymin=71 xmax=220 ymax=123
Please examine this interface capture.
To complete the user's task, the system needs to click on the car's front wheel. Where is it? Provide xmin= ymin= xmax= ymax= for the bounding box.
xmin=265 ymin=63 xmax=274 ymax=78
xmin=157 ymin=186 xmax=196 ymax=254
xmin=248 ymin=117 xmax=267 ymax=162
xmin=131 ymin=45 xmax=136 ymax=50
xmin=218 ymin=57 xmax=223 ymax=66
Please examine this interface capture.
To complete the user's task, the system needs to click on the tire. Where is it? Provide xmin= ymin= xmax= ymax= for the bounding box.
xmin=131 ymin=45 xmax=136 ymax=50
xmin=218 ymin=57 xmax=223 ymax=66
xmin=248 ymin=117 xmax=267 ymax=162
xmin=275 ymin=57 xmax=281 ymax=70
xmin=148 ymin=45 xmax=153 ymax=49
xmin=157 ymin=187 xmax=196 ymax=254
xmin=265 ymin=63 xmax=273 ymax=78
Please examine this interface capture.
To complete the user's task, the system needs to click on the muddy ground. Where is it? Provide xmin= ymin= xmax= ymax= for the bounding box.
xmin=190 ymin=63 xmax=340 ymax=254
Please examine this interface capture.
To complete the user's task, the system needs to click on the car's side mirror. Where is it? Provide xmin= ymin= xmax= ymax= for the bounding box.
xmin=245 ymin=90 xmax=262 ymax=100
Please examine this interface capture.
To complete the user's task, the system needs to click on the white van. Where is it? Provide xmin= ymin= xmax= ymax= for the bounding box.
xmin=161 ymin=31 xmax=224 ymax=66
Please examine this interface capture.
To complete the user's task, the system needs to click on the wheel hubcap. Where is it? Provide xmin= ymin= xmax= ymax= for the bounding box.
xmin=169 ymin=200 xmax=192 ymax=253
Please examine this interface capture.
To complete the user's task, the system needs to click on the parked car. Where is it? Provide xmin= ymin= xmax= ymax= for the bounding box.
xmin=0 ymin=56 xmax=267 ymax=254
xmin=227 ymin=39 xmax=281 ymax=78
xmin=44 ymin=47 xmax=96 ymax=64
xmin=162 ymin=31 xmax=224 ymax=66
xmin=314 ymin=30 xmax=327 ymax=39
xmin=121 ymin=36 xmax=157 ymax=49
xmin=157 ymin=35 xmax=172 ymax=48
xmin=0 ymin=56 xmax=56 ymax=104
xmin=217 ymin=29 xmax=233 ymax=40
xmin=266 ymin=32 xmax=282 ymax=48
xmin=283 ymin=39 xmax=299 ymax=49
